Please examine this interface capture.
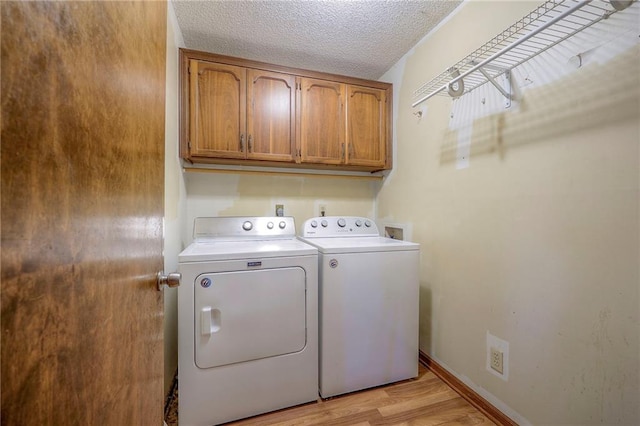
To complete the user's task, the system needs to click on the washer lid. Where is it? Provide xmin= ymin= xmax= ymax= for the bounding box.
xmin=179 ymin=238 xmax=317 ymax=262
xmin=298 ymin=236 xmax=419 ymax=254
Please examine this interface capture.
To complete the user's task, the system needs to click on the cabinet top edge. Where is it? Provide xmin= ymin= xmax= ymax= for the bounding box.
xmin=180 ymin=48 xmax=392 ymax=90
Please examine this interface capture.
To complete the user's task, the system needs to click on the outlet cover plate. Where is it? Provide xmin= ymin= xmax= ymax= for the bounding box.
xmin=486 ymin=331 xmax=509 ymax=381
xmin=490 ymin=347 xmax=504 ymax=374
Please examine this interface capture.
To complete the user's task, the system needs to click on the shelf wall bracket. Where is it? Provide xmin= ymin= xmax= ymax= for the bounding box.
xmin=476 ymin=65 xmax=513 ymax=108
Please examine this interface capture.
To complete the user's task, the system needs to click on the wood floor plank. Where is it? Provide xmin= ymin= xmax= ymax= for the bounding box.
xmin=378 ymin=385 xmax=460 ymax=417
xmin=400 ymin=411 xmax=490 ymax=426
xmin=222 ymin=365 xmax=496 ymax=426
xmin=312 ymin=409 xmax=384 ymax=426
xmin=384 ymin=377 xmax=454 ymax=399
xmin=434 ymin=414 xmax=490 ymax=426
xmin=374 ymin=398 xmax=492 ymax=426
xmin=228 ymin=389 xmax=390 ymax=426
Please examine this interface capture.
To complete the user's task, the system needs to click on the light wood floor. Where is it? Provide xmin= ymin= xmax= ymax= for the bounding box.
xmin=225 ymin=365 xmax=496 ymax=426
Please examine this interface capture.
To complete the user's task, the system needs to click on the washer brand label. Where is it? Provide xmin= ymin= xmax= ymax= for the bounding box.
xmin=329 ymin=259 xmax=339 ymax=268
xmin=200 ymin=277 xmax=212 ymax=288
xmin=247 ymin=261 xmax=262 ymax=268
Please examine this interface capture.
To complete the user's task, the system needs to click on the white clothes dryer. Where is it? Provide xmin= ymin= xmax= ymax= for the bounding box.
xmin=299 ymin=216 xmax=420 ymax=398
xmin=178 ymin=217 xmax=318 ymax=426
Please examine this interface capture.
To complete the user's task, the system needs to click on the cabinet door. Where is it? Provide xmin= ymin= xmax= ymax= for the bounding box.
xmin=189 ymin=60 xmax=246 ymax=159
xmin=247 ymin=70 xmax=296 ymax=162
xmin=346 ymin=85 xmax=387 ymax=168
xmin=299 ymin=78 xmax=345 ymax=165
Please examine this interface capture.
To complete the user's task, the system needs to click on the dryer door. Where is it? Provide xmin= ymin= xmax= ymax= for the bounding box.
xmin=194 ymin=267 xmax=307 ymax=369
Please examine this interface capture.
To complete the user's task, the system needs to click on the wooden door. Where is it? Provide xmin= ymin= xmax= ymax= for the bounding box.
xmin=298 ymin=78 xmax=346 ymax=165
xmin=247 ymin=70 xmax=296 ymax=162
xmin=190 ymin=60 xmax=247 ymax=159
xmin=1 ymin=2 xmax=166 ymax=425
xmin=346 ymin=85 xmax=387 ymax=168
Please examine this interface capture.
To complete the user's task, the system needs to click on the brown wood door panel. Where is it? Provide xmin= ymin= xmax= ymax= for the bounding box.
xmin=247 ymin=70 xmax=296 ymax=162
xmin=347 ymin=85 xmax=387 ymax=168
xmin=1 ymin=2 xmax=166 ymax=425
xmin=299 ymin=78 xmax=345 ymax=165
xmin=190 ymin=60 xmax=247 ymax=159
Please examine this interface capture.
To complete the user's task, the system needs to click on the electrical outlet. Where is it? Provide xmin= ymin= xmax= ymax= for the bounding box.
xmin=275 ymin=204 xmax=284 ymax=217
xmin=490 ymin=347 xmax=504 ymax=374
xmin=319 ymin=204 xmax=326 ymax=217
xmin=486 ymin=331 xmax=509 ymax=380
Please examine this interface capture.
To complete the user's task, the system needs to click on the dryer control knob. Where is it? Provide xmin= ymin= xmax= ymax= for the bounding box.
xmin=337 ymin=218 xmax=346 ymax=227
xmin=279 ymin=221 xmax=286 ymax=229
xmin=355 ymin=219 xmax=362 ymax=227
xmin=321 ymin=220 xmax=328 ymax=227
xmin=242 ymin=221 xmax=253 ymax=231
xmin=310 ymin=220 xmax=318 ymax=228
xmin=267 ymin=222 xmax=274 ymax=229
xmin=365 ymin=220 xmax=372 ymax=227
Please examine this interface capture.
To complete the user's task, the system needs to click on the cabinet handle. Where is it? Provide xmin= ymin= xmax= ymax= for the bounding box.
xmin=341 ymin=143 xmax=345 ymax=161
xmin=248 ymin=135 xmax=253 ymax=153
xmin=240 ymin=134 xmax=245 ymax=152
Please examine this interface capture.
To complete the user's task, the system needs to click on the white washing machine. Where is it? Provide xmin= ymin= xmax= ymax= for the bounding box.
xmin=178 ymin=217 xmax=318 ymax=426
xmin=299 ymin=216 xmax=420 ymax=398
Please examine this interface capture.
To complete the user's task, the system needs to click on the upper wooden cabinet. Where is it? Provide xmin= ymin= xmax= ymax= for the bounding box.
xmin=188 ymin=60 xmax=295 ymax=162
xmin=298 ymin=78 xmax=346 ymax=165
xmin=180 ymin=49 xmax=392 ymax=172
xmin=346 ymin=85 xmax=387 ymax=168
xmin=247 ymin=69 xmax=296 ymax=162
xmin=298 ymin=80 xmax=387 ymax=169
xmin=189 ymin=60 xmax=246 ymax=159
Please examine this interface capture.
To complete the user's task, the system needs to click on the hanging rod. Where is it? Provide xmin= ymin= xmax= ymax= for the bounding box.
xmin=411 ymin=0 xmax=633 ymax=108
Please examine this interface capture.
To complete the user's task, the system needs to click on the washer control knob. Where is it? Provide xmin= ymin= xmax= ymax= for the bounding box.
xmin=310 ymin=220 xmax=318 ymax=228
xmin=242 ymin=221 xmax=253 ymax=231
xmin=364 ymin=220 xmax=372 ymax=227
xmin=321 ymin=220 xmax=328 ymax=228
xmin=337 ymin=218 xmax=346 ymax=228
xmin=355 ymin=219 xmax=362 ymax=227
xmin=279 ymin=221 xmax=286 ymax=229
xmin=267 ymin=222 xmax=274 ymax=229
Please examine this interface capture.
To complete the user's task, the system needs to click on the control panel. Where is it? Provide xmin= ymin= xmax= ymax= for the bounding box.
xmin=300 ymin=216 xmax=379 ymax=237
xmin=193 ymin=216 xmax=296 ymax=240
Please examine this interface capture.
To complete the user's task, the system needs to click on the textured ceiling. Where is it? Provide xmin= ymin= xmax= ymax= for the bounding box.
xmin=171 ymin=0 xmax=462 ymax=80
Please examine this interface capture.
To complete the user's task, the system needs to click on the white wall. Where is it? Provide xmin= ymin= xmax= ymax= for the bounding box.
xmin=378 ymin=1 xmax=639 ymax=424
xmin=182 ymin=172 xmax=377 ymax=247
xmin=163 ymin=2 xmax=186 ymax=395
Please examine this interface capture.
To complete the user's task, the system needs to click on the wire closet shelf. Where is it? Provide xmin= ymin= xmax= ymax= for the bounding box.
xmin=411 ymin=0 xmax=635 ymax=108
